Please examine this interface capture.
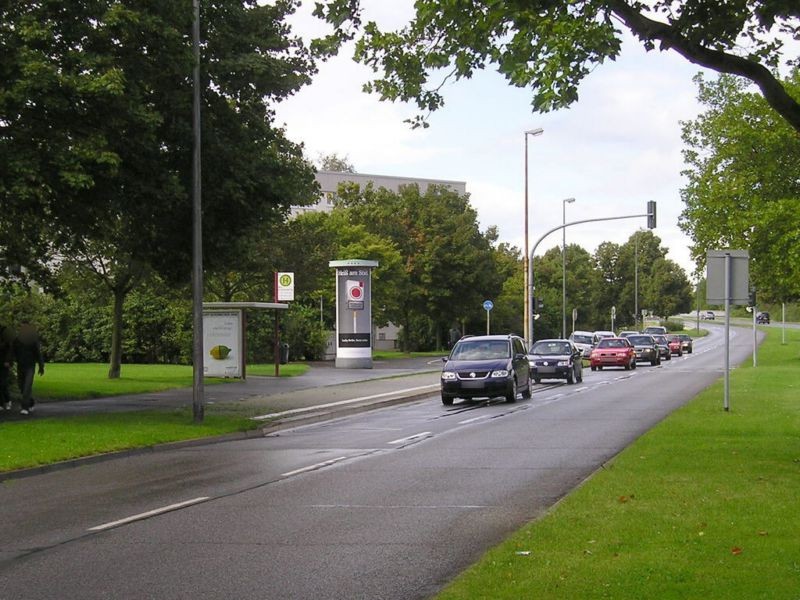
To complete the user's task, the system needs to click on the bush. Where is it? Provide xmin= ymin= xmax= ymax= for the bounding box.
xmin=662 ymin=319 xmax=685 ymax=332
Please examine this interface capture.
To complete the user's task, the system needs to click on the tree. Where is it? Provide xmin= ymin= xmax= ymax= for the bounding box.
xmin=1 ymin=1 xmax=319 ymax=376
xmin=314 ymin=1 xmax=800 ymax=132
xmin=337 ymin=183 xmax=498 ymax=349
xmin=680 ymin=72 xmax=800 ymax=302
xmin=318 ymin=152 xmax=357 ymax=172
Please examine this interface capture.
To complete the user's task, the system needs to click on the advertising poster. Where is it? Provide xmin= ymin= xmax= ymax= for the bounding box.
xmin=203 ymin=310 xmax=242 ymax=378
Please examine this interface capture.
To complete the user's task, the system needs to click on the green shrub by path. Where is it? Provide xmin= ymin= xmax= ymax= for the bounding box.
xmin=0 ymin=411 xmax=258 ymax=473
xmin=438 ymin=327 xmax=800 ymax=599
xmin=373 ymin=350 xmax=445 ymax=360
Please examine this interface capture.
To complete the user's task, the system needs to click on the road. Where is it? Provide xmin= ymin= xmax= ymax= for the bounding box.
xmin=0 ymin=324 xmax=759 ymax=599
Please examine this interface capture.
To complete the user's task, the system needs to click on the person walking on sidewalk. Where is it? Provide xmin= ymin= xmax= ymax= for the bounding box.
xmin=13 ymin=321 xmax=45 ymax=415
xmin=0 ymin=323 xmax=13 ymax=411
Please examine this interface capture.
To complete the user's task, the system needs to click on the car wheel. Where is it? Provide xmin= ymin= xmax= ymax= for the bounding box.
xmin=631 ymin=359 xmax=637 ymax=369
xmin=590 ymin=365 xmax=596 ymax=372
xmin=597 ymin=365 xmax=603 ymax=371
xmin=505 ymin=378 xmax=517 ymax=403
xmin=666 ymin=354 xmax=671 ymax=361
xmin=521 ymin=376 xmax=532 ymax=399
xmin=689 ymin=349 xmax=693 ymax=354
xmin=651 ymin=358 xmax=658 ymax=366
xmin=624 ymin=362 xmax=630 ymax=371
xmin=567 ymin=368 xmax=574 ymax=384
xmin=533 ymin=377 xmax=541 ymax=384
xmin=441 ymin=394 xmax=454 ymax=406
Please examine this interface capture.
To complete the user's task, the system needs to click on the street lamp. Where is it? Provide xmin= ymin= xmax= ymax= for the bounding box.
xmin=561 ymin=197 xmax=575 ymax=338
xmin=524 ymin=127 xmax=544 ymax=344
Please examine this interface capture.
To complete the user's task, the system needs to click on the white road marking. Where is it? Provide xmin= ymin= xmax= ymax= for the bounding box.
xmin=281 ymin=456 xmax=349 ymax=478
xmin=458 ymin=415 xmax=490 ymax=425
xmin=88 ymin=497 xmax=210 ymax=532
xmin=388 ymin=431 xmax=432 ymax=445
xmin=251 ymin=384 xmax=439 ymax=421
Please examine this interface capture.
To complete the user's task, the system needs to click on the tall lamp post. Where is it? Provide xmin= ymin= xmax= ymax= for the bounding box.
xmin=561 ymin=197 xmax=575 ymax=338
xmin=524 ymin=127 xmax=544 ymax=344
xmin=191 ymin=0 xmax=204 ymax=423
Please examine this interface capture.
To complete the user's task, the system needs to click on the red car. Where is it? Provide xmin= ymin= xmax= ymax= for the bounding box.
xmin=667 ymin=335 xmax=683 ymax=356
xmin=590 ymin=337 xmax=636 ymax=371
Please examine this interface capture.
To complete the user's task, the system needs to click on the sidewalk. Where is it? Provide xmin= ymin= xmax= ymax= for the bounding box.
xmin=7 ymin=357 xmax=443 ymax=426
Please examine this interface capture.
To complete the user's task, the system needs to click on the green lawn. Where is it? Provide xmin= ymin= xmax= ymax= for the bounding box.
xmin=0 ymin=410 xmax=258 ymax=473
xmin=25 ymin=362 xmax=306 ymax=401
xmin=438 ymin=327 xmax=800 ymax=599
xmin=373 ymin=349 xmax=447 ymax=360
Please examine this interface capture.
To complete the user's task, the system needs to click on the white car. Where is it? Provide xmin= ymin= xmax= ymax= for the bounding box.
xmin=569 ymin=331 xmax=594 ymax=358
xmin=592 ymin=330 xmax=616 ymax=345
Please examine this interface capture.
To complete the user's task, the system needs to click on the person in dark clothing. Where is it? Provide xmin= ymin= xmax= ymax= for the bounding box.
xmin=13 ymin=321 xmax=44 ymax=415
xmin=0 ymin=324 xmax=12 ymax=411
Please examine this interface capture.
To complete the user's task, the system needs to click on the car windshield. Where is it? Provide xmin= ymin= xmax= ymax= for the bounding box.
xmin=652 ymin=335 xmax=667 ymax=344
xmin=628 ymin=335 xmax=652 ymax=345
xmin=678 ymin=334 xmax=691 ymax=341
xmin=597 ymin=339 xmax=628 ymax=349
xmin=571 ymin=334 xmax=592 ymax=344
xmin=530 ymin=341 xmax=572 ymax=355
xmin=451 ymin=340 xmax=510 ymax=360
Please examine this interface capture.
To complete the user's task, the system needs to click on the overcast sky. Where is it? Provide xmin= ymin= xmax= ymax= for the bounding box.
xmin=274 ymin=2 xmax=713 ymax=277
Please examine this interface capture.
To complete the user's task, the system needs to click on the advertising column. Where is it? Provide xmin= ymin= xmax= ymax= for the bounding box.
xmin=329 ymin=259 xmax=378 ymax=368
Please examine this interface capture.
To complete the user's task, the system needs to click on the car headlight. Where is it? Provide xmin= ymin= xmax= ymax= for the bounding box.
xmin=441 ymin=372 xmax=457 ymax=380
xmin=557 ymin=361 xmax=569 ymax=366
xmin=490 ymin=369 xmax=509 ymax=378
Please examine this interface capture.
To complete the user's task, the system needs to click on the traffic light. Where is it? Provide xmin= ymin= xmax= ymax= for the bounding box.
xmin=647 ymin=200 xmax=656 ymax=229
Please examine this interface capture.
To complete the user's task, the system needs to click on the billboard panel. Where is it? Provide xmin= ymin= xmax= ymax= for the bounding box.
xmin=203 ymin=310 xmax=242 ymax=378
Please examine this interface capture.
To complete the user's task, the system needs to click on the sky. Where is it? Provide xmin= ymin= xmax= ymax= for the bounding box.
xmin=273 ymin=2 xmax=714 ymax=277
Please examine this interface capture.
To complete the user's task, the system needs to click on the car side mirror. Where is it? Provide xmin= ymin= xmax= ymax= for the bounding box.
xmin=441 ymin=356 xmax=448 ymax=363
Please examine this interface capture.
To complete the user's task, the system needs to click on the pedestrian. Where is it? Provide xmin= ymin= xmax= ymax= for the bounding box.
xmin=0 ymin=323 xmax=13 ymax=411
xmin=13 ymin=320 xmax=45 ymax=416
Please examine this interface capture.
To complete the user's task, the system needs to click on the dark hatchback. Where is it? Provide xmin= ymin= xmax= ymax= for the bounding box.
xmin=440 ymin=335 xmax=531 ymax=405
xmin=528 ymin=339 xmax=583 ymax=384
xmin=628 ymin=334 xmax=661 ymax=366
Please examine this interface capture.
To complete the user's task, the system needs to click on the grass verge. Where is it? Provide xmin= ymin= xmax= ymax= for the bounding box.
xmin=437 ymin=327 xmax=800 ymax=599
xmin=245 ymin=363 xmax=309 ymax=377
xmin=0 ymin=410 xmax=259 ymax=473
xmin=373 ymin=350 xmax=445 ymax=360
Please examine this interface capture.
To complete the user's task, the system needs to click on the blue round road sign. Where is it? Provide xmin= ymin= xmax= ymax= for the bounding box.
xmin=483 ymin=300 xmax=494 ymax=311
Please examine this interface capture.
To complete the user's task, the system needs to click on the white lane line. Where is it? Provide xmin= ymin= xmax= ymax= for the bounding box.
xmin=88 ymin=497 xmax=210 ymax=532
xmin=458 ymin=415 xmax=490 ymax=425
xmin=388 ymin=431 xmax=432 ymax=445
xmin=281 ymin=456 xmax=349 ymax=478
xmin=251 ymin=384 xmax=439 ymax=421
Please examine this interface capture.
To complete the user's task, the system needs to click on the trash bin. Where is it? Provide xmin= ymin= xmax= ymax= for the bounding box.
xmin=280 ymin=343 xmax=290 ymax=364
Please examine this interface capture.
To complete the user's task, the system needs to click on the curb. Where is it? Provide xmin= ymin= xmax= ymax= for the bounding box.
xmin=0 ymin=385 xmax=439 ymax=483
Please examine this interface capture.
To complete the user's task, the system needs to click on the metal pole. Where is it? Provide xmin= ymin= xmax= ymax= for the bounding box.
xmin=634 ymin=233 xmax=639 ymax=330
xmin=723 ymin=253 xmax=731 ymax=411
xmin=782 ymin=302 xmax=786 ymax=344
xmin=753 ymin=302 xmax=757 ymax=367
xmin=695 ymin=278 xmax=700 ymax=333
xmin=486 ymin=309 xmax=490 ymax=335
xmin=191 ymin=0 xmax=204 ymax=423
xmin=562 ymin=199 xmax=574 ymax=338
xmin=523 ymin=134 xmax=529 ymax=344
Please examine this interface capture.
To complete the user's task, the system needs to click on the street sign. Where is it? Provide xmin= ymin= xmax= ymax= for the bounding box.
xmin=483 ymin=300 xmax=494 ymax=312
xmin=275 ymin=272 xmax=295 ymax=302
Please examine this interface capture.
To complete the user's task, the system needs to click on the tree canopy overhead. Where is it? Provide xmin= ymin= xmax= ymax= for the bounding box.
xmin=314 ymin=0 xmax=800 ymax=132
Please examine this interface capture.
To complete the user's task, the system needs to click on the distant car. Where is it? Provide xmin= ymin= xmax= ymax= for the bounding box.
xmin=651 ymin=334 xmax=672 ymax=361
xmin=528 ymin=339 xmax=583 ymax=384
xmin=701 ymin=311 xmax=715 ymax=320
xmin=756 ymin=311 xmax=770 ymax=324
xmin=440 ymin=334 xmax=531 ymax=405
xmin=592 ymin=330 xmax=616 ymax=345
xmin=569 ymin=331 xmax=595 ymax=358
xmin=617 ymin=330 xmax=639 ymax=339
xmin=677 ymin=333 xmax=693 ymax=354
xmin=628 ymin=334 xmax=661 ymax=366
xmin=643 ymin=325 xmax=667 ymax=335
xmin=666 ymin=334 xmax=683 ymax=357
xmin=589 ymin=337 xmax=636 ymax=371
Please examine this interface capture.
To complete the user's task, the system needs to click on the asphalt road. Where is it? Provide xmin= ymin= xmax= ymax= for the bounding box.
xmin=0 ymin=324 xmax=759 ymax=599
